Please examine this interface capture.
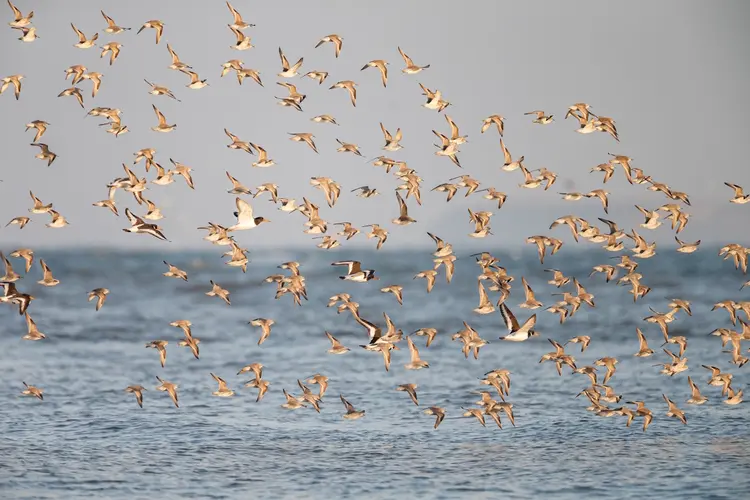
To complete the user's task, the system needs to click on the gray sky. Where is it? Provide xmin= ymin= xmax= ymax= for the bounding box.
xmin=1 ymin=0 xmax=749 ymax=250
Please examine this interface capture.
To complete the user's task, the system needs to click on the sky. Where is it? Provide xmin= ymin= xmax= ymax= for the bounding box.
xmin=1 ymin=0 xmax=749 ymax=251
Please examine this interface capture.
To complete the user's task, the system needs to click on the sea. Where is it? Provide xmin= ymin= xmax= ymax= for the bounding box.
xmin=1 ymin=247 xmax=749 ymax=499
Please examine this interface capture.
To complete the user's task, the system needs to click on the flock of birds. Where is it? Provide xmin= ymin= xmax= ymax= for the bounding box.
xmin=2 ymin=2 xmax=750 ymax=431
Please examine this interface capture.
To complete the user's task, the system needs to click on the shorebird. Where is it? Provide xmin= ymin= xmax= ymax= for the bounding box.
xmin=101 ymin=11 xmax=130 ymax=34
xmin=249 ymin=318 xmax=275 ymax=345
xmin=278 ymin=389 xmax=304 ymax=410
xmin=22 ymin=312 xmax=45 ymax=341
xmin=519 ymin=277 xmax=543 ymax=309
xmin=162 ymin=261 xmax=187 ymax=281
xmin=150 ymin=105 xmax=176 ymax=132
xmin=414 ymin=269 xmax=437 ymax=292
xmin=124 ymin=385 xmax=145 ymax=408
xmin=352 ymin=186 xmax=378 ymax=198
xmin=398 ymin=47 xmax=430 ymax=74
xmin=7 ymin=1 xmax=33 ymax=28
xmin=525 ymin=110 xmax=554 ymax=124
xmin=302 ymin=70 xmax=328 ymax=85
xmin=30 ymin=143 xmax=57 ymax=166
xmin=335 ymin=138 xmax=362 ymax=156
xmin=340 ymin=395 xmax=365 ymax=419
xmin=21 ymin=382 xmax=43 ymax=401
xmin=166 ymin=43 xmax=190 ymax=71
xmin=725 ymin=182 xmax=750 ymax=204
xmin=634 ymin=328 xmax=654 ymax=357
xmin=12 ymin=25 xmax=37 ymax=42
xmin=725 ymin=386 xmax=744 ymax=405
xmin=155 ymin=376 xmax=178 ymax=407
xmin=380 ymin=122 xmax=403 ymax=151
xmin=88 ymin=288 xmax=109 ymax=311
xmin=181 ymin=69 xmax=208 ymax=89
xmin=229 ymin=197 xmax=270 ymax=231
xmin=405 ymin=336 xmax=429 ymax=370
xmin=361 ymin=59 xmax=389 ymax=87
xmin=210 ymin=373 xmax=235 ymax=397
xmin=229 ymin=25 xmax=253 ymax=50
xmin=565 ymin=336 xmax=591 ymax=353
xmin=278 ymin=47 xmax=303 ymax=77
xmin=481 ymin=115 xmax=505 ymax=136
xmin=58 ymin=87 xmax=84 ymax=108
xmin=663 ymin=394 xmax=687 ymax=424
xmin=123 ymin=208 xmax=168 ymax=241
xmin=9 ymin=248 xmax=33 ymax=273
xmin=226 ymin=1 xmax=255 ymax=30
xmin=37 ymin=259 xmax=59 ymax=287
xmin=332 ymin=260 xmax=378 ymax=282
xmin=329 ymin=80 xmax=357 ymax=107
xmin=396 ymin=384 xmax=419 ymax=406
xmin=137 ymin=20 xmax=164 ymax=44
xmin=499 ymin=303 xmax=537 ymax=341
xmin=251 ymin=145 xmax=275 ymax=168
xmin=675 ymin=236 xmax=700 ymax=253
xmin=686 ymin=376 xmax=708 ymax=405
xmin=145 ymin=340 xmax=168 ymax=368
xmin=392 ymin=192 xmax=416 ymax=225
xmin=424 ymin=406 xmax=445 ymax=429
xmin=325 ymin=331 xmax=350 ymax=354
xmin=315 ymin=34 xmax=343 ymax=57
xmin=288 ymin=132 xmax=319 ymax=153
xmin=70 ymin=23 xmax=98 ymax=49
xmin=206 ymin=280 xmax=231 ymax=305
xmin=100 ymin=42 xmax=123 ymax=65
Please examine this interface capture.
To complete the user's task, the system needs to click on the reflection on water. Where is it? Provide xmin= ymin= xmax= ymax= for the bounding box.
xmin=1 ymin=248 xmax=749 ymax=499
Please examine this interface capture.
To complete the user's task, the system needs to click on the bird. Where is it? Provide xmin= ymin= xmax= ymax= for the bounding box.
xmin=329 ymin=80 xmax=357 ymax=107
xmin=331 ymin=261 xmax=378 ymax=282
xmin=398 ymin=47 xmax=430 ymax=74
xmin=392 ymin=192 xmax=416 ymax=225
xmin=101 ymin=11 xmax=130 ymax=34
xmin=21 ymin=382 xmax=43 ymax=401
xmin=163 ymin=261 xmax=188 ymax=281
xmin=663 ymin=394 xmax=687 ymax=425
xmin=88 ymin=288 xmax=109 ymax=311
xmin=210 ymin=373 xmax=235 ymax=397
xmin=499 ymin=303 xmax=538 ymax=341
xmin=137 ymin=20 xmax=164 ymax=44
xmin=396 ymin=384 xmax=419 ymax=406
xmin=229 ymin=197 xmax=270 ymax=231
xmin=278 ymin=47 xmax=304 ymax=77
xmin=100 ymin=42 xmax=123 ymax=65
xmin=315 ymin=34 xmax=343 ymax=57
xmin=686 ymin=376 xmax=707 ymax=405
xmin=361 ymin=60 xmax=389 ymax=87
xmin=150 ymin=105 xmax=176 ymax=133
xmin=725 ymin=183 xmax=750 ymax=204
xmin=58 ymin=87 xmax=84 ymax=108
xmin=249 ymin=318 xmax=275 ymax=345
xmin=124 ymin=385 xmax=146 ymax=408
xmin=37 ymin=259 xmax=59 ymax=287
xmin=325 ymin=331 xmax=350 ymax=355
xmin=7 ymin=1 xmax=33 ymax=28
xmin=30 ymin=143 xmax=57 ymax=166
xmin=206 ymin=280 xmax=231 ymax=305
xmin=155 ymin=376 xmax=179 ymax=407
xmin=288 ymin=133 xmax=319 ymax=153
xmin=340 ymin=395 xmax=365 ymax=419
xmin=423 ymin=406 xmax=445 ymax=429
xmin=524 ymin=110 xmax=554 ymax=124
xmin=70 ymin=23 xmax=98 ymax=49
xmin=226 ymin=2 xmax=255 ymax=30
xmin=145 ymin=340 xmax=168 ymax=368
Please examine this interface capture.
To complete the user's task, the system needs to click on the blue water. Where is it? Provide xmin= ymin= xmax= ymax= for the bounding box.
xmin=1 ymin=248 xmax=749 ymax=499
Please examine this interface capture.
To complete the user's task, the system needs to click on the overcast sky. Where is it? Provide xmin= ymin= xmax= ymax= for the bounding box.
xmin=1 ymin=0 xmax=748 ymax=251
